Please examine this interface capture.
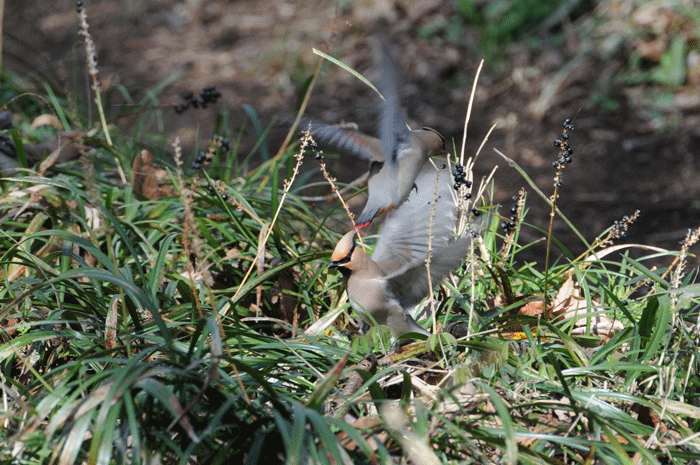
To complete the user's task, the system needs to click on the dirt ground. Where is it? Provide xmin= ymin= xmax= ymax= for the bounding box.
xmin=6 ymin=0 xmax=700 ymax=268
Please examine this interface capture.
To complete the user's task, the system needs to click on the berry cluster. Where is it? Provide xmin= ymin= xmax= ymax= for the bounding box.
xmin=205 ymin=182 xmax=229 ymax=201
xmin=452 ymin=163 xmax=472 ymax=199
xmin=613 ymin=211 xmax=639 ymax=239
xmin=599 ymin=210 xmax=640 ymax=247
xmin=191 ymin=134 xmax=230 ymax=170
xmin=612 ymin=217 xmax=630 ymax=238
xmin=552 ymin=118 xmax=575 ymax=169
xmin=501 ymin=195 xmax=520 ymax=234
xmin=309 ymin=140 xmax=322 ymax=160
xmin=175 ymin=85 xmax=222 ymax=113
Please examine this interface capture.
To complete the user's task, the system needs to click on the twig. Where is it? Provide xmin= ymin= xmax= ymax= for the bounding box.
xmin=425 ymin=161 xmax=442 ymax=334
xmin=230 ymin=136 xmax=306 ymax=305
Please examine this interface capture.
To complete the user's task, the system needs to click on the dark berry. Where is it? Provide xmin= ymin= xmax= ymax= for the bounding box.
xmin=553 ymin=139 xmax=562 ymax=147
xmin=183 ymin=91 xmax=194 ymax=101
xmin=465 ymin=192 xmax=472 ymax=199
xmin=510 ymin=206 xmax=517 ymax=214
xmin=314 ymin=151 xmax=322 ymax=160
xmin=441 ymin=164 xmax=446 ymax=169
xmin=191 ymin=162 xmax=202 ymax=170
xmin=465 ymin=180 xmax=472 ymax=188
xmin=561 ymin=133 xmax=569 ymax=140
xmin=556 ymin=182 xmax=563 ymax=188
xmin=511 ymin=195 xmax=518 ymax=202
xmin=471 ymin=208 xmax=481 ymax=216
xmin=454 ymin=183 xmax=461 ymax=190
xmin=221 ymin=193 xmax=229 ymax=201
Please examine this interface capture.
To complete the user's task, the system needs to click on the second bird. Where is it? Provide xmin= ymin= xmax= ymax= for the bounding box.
xmin=310 ymin=39 xmax=446 ymax=228
xmin=328 ymin=159 xmax=473 ymax=339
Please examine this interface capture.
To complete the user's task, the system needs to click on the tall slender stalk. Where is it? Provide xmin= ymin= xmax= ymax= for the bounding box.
xmin=76 ymin=2 xmax=125 ymax=183
xmin=544 ymin=119 xmax=574 ymax=319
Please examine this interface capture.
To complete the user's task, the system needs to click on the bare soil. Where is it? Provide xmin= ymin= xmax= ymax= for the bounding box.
xmin=6 ymin=0 xmax=700 ymax=268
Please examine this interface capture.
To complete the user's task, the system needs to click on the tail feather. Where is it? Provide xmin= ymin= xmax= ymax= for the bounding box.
xmin=355 ymin=207 xmax=379 ymax=229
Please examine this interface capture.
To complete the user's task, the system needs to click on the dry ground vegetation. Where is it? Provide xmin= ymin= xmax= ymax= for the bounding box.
xmin=1 ymin=0 xmax=700 ymax=464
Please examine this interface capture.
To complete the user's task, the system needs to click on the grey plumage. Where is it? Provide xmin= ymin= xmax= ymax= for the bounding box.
xmin=304 ymin=121 xmax=383 ymax=164
xmin=307 ymin=39 xmax=445 ymax=228
xmin=328 ymin=158 xmax=474 ymax=339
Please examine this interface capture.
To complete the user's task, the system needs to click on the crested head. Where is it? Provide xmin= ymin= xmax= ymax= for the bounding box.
xmin=330 ymin=230 xmax=358 ymax=264
xmin=417 ymin=127 xmax=446 ymax=157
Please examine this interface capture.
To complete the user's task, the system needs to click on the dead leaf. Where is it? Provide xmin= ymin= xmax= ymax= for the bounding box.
xmin=336 ymin=415 xmax=386 ymax=460
xmin=29 ymin=114 xmax=62 ymax=131
xmin=635 ymin=37 xmax=667 ymax=62
xmin=556 ymin=276 xmax=625 ymax=339
xmin=131 ymin=149 xmax=160 ymax=200
xmin=105 ymin=298 xmax=119 ymax=350
xmin=519 ymin=300 xmax=545 ymax=317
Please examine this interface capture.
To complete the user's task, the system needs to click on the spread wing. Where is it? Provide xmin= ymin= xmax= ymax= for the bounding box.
xmin=385 ymin=237 xmax=473 ymax=309
xmin=302 ymin=119 xmax=383 ymax=163
xmin=369 ymin=156 xmax=485 ymax=308
xmin=376 ymin=38 xmax=411 ymax=166
xmin=371 ymin=157 xmax=457 ymax=273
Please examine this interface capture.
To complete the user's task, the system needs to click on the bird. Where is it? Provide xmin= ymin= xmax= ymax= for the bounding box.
xmin=328 ymin=159 xmax=475 ymax=339
xmin=308 ymin=39 xmax=446 ymax=229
